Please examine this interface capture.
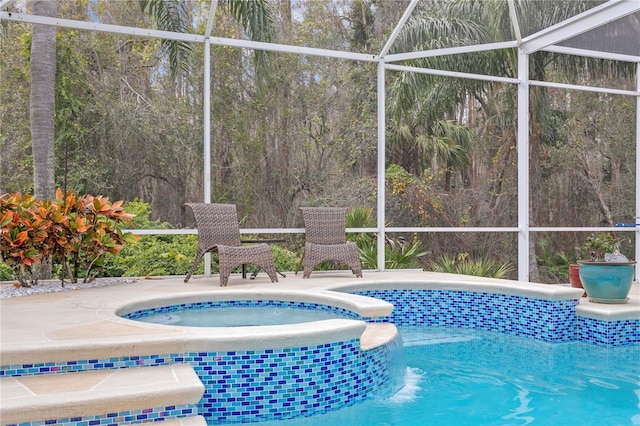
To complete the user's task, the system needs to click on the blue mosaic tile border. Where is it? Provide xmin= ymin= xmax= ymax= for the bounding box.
xmin=1 ymin=339 xmax=383 ymax=424
xmin=360 ymin=333 xmax=405 ymax=398
xmin=577 ymin=316 xmax=640 ymax=346
xmin=3 ymin=404 xmax=198 ymax=426
xmin=355 ymin=289 xmax=579 ymax=342
xmin=121 ymin=300 xmax=363 ymax=322
xmin=195 ymin=339 xmax=372 ymax=423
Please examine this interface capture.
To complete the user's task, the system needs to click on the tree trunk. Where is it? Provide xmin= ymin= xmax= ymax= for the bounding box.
xmin=30 ymin=0 xmax=57 ymax=201
xmin=30 ymin=0 xmax=57 ymax=281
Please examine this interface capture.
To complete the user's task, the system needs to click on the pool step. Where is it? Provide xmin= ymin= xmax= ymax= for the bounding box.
xmin=0 ymin=364 xmax=205 ymax=425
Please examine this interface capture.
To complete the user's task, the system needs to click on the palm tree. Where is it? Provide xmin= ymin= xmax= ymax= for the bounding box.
xmin=30 ymin=0 xmax=56 ymax=202
xmin=386 ymin=0 xmax=633 ymax=281
xmin=428 ymin=120 xmax=474 ymax=192
xmin=29 ymin=0 xmax=57 ymax=280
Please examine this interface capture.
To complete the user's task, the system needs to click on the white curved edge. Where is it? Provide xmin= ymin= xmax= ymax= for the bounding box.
xmin=1 ymin=319 xmax=367 ymax=366
xmin=113 ymin=289 xmax=395 ymax=319
xmin=575 ymin=299 xmax=640 ymax=321
xmin=328 ymin=276 xmax=586 ymax=301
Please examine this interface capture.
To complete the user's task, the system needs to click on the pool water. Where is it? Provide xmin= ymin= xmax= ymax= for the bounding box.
xmin=254 ymin=327 xmax=640 ymax=426
xmin=133 ymin=305 xmax=348 ymax=327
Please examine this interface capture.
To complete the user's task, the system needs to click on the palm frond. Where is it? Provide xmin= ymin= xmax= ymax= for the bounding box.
xmin=139 ymin=0 xmax=194 ymax=82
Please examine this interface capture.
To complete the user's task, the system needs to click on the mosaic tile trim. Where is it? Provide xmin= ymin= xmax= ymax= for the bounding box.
xmin=192 ymin=339 xmax=373 ymax=423
xmin=1 ymin=339 xmax=386 ymax=424
xmin=360 ymin=333 xmax=405 ymax=398
xmin=355 ymin=289 xmax=579 ymax=343
xmin=3 ymin=404 xmax=198 ymax=426
xmin=121 ymin=300 xmax=363 ymax=322
xmin=577 ymin=316 xmax=640 ymax=346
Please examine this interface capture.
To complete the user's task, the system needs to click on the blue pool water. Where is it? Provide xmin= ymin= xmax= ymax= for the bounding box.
xmin=254 ymin=327 xmax=640 ymax=426
xmin=131 ymin=305 xmax=349 ymax=327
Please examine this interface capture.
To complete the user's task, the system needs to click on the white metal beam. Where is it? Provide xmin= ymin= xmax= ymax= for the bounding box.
xmin=377 ymin=60 xmax=386 ymax=272
xmin=517 ymin=48 xmax=530 ymax=282
xmin=542 ymin=44 xmax=640 ymax=64
xmin=520 ymin=0 xmax=640 ymax=54
xmin=204 ymin=0 xmax=218 ymax=39
xmin=0 ymin=11 xmax=205 ymax=43
xmin=385 ymin=63 xmax=520 ymax=85
xmin=379 ymin=0 xmax=420 ymax=58
xmin=206 ymin=36 xmax=378 ymax=62
xmin=636 ymin=63 xmax=640 ymax=271
xmin=203 ymin=40 xmax=212 ymax=276
xmin=0 ymin=0 xmax=16 ymax=11
xmin=530 ymin=80 xmax=639 ymax=97
xmin=385 ymin=41 xmax=518 ymax=63
xmin=507 ymin=0 xmax=522 ymax=43
xmin=1 ymin=11 xmax=379 ymax=63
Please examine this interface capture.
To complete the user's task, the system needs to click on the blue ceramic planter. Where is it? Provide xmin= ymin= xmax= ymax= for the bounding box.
xmin=578 ymin=261 xmax=636 ymax=304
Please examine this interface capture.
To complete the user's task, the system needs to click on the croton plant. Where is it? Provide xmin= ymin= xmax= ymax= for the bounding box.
xmin=0 ymin=189 xmax=138 ymax=286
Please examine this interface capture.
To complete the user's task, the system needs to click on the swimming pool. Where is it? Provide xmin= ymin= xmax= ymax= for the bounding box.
xmin=1 ymin=274 xmax=638 ymax=425
xmin=254 ymin=327 xmax=640 ymax=425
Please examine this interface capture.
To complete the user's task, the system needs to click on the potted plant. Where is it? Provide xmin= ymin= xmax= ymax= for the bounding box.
xmin=568 ymin=263 xmax=586 ymax=297
xmin=577 ymin=232 xmax=636 ymax=304
xmin=568 ymin=234 xmax=614 ymax=297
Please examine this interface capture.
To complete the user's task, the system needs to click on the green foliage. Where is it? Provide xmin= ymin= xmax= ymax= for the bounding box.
xmin=346 ymin=205 xmax=376 ymax=230
xmin=429 ymin=253 xmax=513 ymax=279
xmin=102 ymin=234 xmax=198 ymax=277
xmin=271 ymin=245 xmax=300 ymax=274
xmin=105 ymin=235 xmax=302 ymax=278
xmin=345 ymin=205 xmax=429 ymax=270
xmin=535 ymin=238 xmax=570 ymax=283
xmin=385 ymin=164 xmax=414 ymax=195
xmin=385 ymin=237 xmax=430 ymax=269
xmin=359 ymin=234 xmax=429 ymax=270
xmin=346 ymin=205 xmax=376 ymax=262
xmin=357 ymin=236 xmax=378 ymax=270
xmin=0 ymin=261 xmax=15 ymax=281
xmin=102 ymin=200 xmax=196 ymax=277
xmin=578 ymin=232 xmax=627 ymax=262
xmin=384 ymin=164 xmax=444 ymax=229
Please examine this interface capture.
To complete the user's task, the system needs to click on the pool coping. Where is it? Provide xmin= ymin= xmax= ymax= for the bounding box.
xmin=2 ymin=270 xmax=636 ymax=367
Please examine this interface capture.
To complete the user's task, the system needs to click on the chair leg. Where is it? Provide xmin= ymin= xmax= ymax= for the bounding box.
xmin=219 ymin=268 xmax=231 ymax=287
xmin=184 ymin=252 xmax=205 ymax=283
xmin=218 ymin=245 xmax=278 ymax=287
xmin=303 ymin=256 xmax=319 ymax=278
xmin=295 ymin=253 xmax=305 ymax=276
xmin=219 ymin=262 xmax=278 ymax=286
xmin=346 ymin=243 xmax=363 ymax=278
xmin=302 ymin=243 xmax=315 ymax=278
xmin=259 ymin=262 xmax=279 ymax=283
xmin=301 ymin=243 xmax=362 ymax=278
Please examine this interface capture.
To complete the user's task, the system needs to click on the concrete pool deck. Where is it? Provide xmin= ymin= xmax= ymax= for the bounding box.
xmin=5 ymin=270 xmax=638 ymax=360
xmin=1 ymin=270 xmax=639 ymax=425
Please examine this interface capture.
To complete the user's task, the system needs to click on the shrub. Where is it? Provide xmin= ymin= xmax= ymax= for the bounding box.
xmin=428 ymin=253 xmax=513 ymax=278
xmin=102 ymin=234 xmax=198 ymax=277
xmin=0 ymin=261 xmax=15 ymax=281
xmin=0 ymin=193 xmax=48 ymax=284
xmin=0 ymin=189 xmax=138 ymax=286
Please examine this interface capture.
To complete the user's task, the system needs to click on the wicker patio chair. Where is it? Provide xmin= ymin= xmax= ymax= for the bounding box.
xmin=297 ymin=207 xmax=363 ymax=278
xmin=183 ymin=203 xmax=278 ymax=286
